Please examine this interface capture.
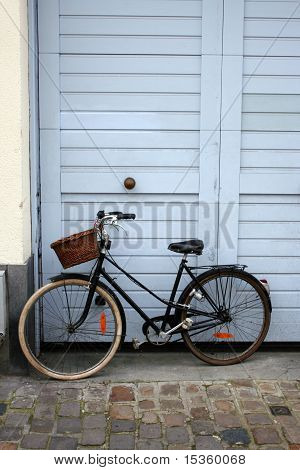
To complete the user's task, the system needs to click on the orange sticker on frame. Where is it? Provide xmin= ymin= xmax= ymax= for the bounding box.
xmin=100 ymin=312 xmax=107 ymax=334
xmin=213 ymin=332 xmax=234 ymax=339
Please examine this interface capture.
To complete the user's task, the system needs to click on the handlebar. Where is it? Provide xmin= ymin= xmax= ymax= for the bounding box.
xmin=117 ymin=213 xmax=136 ymax=220
xmin=96 ymin=210 xmax=136 ymax=222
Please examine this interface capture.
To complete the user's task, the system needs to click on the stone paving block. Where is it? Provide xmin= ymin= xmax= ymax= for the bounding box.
xmin=185 ymin=383 xmax=201 ymax=394
xmin=160 ymin=384 xmax=179 ymax=396
xmin=83 ymin=414 xmax=106 ymax=429
xmin=139 ymin=400 xmax=155 ymax=410
xmin=189 ymin=395 xmax=206 ymax=407
xmin=138 ymin=384 xmax=155 ymax=398
xmin=0 ymin=403 xmax=7 ymax=415
xmin=34 ymin=403 xmax=57 ymax=420
xmin=0 ymin=442 xmax=18 ymax=450
xmin=40 ymin=383 xmax=60 ymax=394
xmin=60 ymin=388 xmax=82 ymax=401
xmin=290 ymin=402 xmax=300 ymax=411
xmin=241 ymin=400 xmax=266 ymax=413
xmin=81 ymin=429 xmax=106 ymax=446
xmin=279 ymin=381 xmax=298 ymax=391
xmin=37 ymin=395 xmax=58 ymax=406
xmin=190 ymin=407 xmax=209 ymax=419
xmin=166 ymin=426 xmax=189 ymax=444
xmin=109 ymin=433 xmax=135 ymax=450
xmin=236 ymin=388 xmax=258 ymax=399
xmin=139 ymin=423 xmax=161 ymax=439
xmin=83 ymin=387 xmax=106 ymax=401
xmin=57 ymin=417 xmax=81 ymax=434
xmin=215 ymin=413 xmax=242 ymax=428
xmin=264 ymin=395 xmax=284 ymax=405
xmin=214 ymin=400 xmax=236 ymax=413
xmin=0 ymin=427 xmax=23 ymax=441
xmin=59 ymin=401 xmax=81 ymax=418
xmin=31 ymin=419 xmax=54 ymax=433
xmin=49 ymin=436 xmax=78 ymax=450
xmin=164 ymin=414 xmax=186 ymax=427
xmin=275 ymin=415 xmax=298 ymax=426
xmin=136 ymin=440 xmax=163 ymax=450
xmin=110 ymin=404 xmax=135 ymax=420
xmin=246 ymin=413 xmax=273 ymax=426
xmin=84 ymin=401 xmax=106 ymax=413
xmin=160 ymin=399 xmax=184 ymax=411
xmin=141 ymin=412 xmax=158 ymax=424
xmin=195 ymin=436 xmax=223 ymax=450
xmin=283 ymin=391 xmax=300 ymax=400
xmin=110 ymin=386 xmax=135 ymax=402
xmin=10 ymin=396 xmax=35 ymax=409
xmin=21 ymin=433 xmax=49 ymax=450
xmin=252 ymin=427 xmax=281 ymax=445
xmin=220 ymin=428 xmax=251 ymax=446
xmin=111 ymin=419 xmax=135 ymax=433
xmin=191 ymin=420 xmax=214 ymax=435
xmin=257 ymin=382 xmax=280 ymax=395
xmin=283 ymin=425 xmax=300 ymax=444
xmin=208 ymin=385 xmax=231 ymax=399
xmin=5 ymin=412 xmax=30 ymax=428
xmin=0 ymin=389 xmax=13 ymax=401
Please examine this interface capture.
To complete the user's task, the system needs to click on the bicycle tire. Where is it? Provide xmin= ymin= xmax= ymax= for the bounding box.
xmin=178 ymin=268 xmax=271 ymax=366
xmin=19 ymin=278 xmax=123 ymax=380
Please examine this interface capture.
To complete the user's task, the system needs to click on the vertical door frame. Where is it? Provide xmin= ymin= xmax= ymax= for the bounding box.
xmin=198 ymin=0 xmax=224 ymax=264
xmin=28 ymin=0 xmax=41 ymax=290
xmin=218 ymin=0 xmax=245 ymax=264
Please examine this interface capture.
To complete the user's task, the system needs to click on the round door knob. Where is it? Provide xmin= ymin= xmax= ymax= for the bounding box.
xmin=124 ymin=177 xmax=136 ymax=190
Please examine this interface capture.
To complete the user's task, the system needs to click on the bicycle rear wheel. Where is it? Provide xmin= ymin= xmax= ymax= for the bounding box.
xmin=19 ymin=279 xmax=122 ymax=380
xmin=179 ymin=268 xmax=271 ymax=365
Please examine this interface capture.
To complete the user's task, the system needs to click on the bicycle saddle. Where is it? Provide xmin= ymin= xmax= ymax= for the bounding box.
xmin=168 ymin=239 xmax=204 ymax=255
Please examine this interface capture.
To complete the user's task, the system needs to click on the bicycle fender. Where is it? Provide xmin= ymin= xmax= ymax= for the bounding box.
xmin=49 ymin=273 xmax=127 ymax=342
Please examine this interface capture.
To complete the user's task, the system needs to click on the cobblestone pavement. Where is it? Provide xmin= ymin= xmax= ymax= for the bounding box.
xmin=0 ymin=376 xmax=300 ymax=450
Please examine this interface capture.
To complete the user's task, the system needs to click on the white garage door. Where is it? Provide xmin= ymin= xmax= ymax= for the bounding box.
xmin=38 ymin=0 xmax=300 ymax=341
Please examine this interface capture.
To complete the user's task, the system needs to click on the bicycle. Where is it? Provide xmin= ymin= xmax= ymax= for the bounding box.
xmin=19 ymin=210 xmax=272 ymax=380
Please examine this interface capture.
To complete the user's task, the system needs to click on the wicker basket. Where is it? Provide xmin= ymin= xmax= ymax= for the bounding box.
xmin=51 ymin=228 xmax=99 ymax=269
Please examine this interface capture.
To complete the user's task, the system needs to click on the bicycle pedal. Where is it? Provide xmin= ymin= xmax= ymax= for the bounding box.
xmin=132 ymin=338 xmax=146 ymax=350
xmin=132 ymin=338 xmax=141 ymax=350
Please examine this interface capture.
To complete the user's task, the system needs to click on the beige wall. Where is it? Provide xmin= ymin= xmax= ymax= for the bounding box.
xmin=0 ymin=0 xmax=31 ymax=265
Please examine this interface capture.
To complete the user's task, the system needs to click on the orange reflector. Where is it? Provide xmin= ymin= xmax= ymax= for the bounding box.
xmin=213 ymin=332 xmax=234 ymax=339
xmin=100 ymin=312 xmax=107 ymax=334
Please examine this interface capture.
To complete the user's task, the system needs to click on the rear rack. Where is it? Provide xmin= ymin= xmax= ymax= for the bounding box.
xmin=189 ymin=264 xmax=247 ymax=271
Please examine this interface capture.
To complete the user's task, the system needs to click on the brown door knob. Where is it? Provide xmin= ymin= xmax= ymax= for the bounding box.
xmin=124 ymin=177 xmax=136 ymax=190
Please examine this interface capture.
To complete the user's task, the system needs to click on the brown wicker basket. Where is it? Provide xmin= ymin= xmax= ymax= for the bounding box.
xmin=51 ymin=228 xmax=99 ymax=269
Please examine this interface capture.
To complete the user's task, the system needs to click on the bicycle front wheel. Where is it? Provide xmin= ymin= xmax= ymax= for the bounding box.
xmin=179 ymin=268 xmax=271 ymax=365
xmin=19 ymin=279 xmax=122 ymax=380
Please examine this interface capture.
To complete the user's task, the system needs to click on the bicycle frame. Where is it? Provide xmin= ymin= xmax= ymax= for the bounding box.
xmin=73 ymin=251 xmax=226 ymax=336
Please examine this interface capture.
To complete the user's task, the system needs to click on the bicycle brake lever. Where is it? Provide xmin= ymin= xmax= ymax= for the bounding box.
xmin=114 ymin=223 xmax=128 ymax=237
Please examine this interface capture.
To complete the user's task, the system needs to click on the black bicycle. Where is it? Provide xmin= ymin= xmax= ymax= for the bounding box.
xmin=19 ymin=211 xmax=272 ymax=380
